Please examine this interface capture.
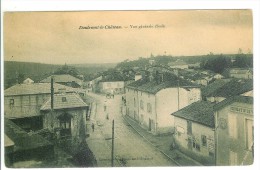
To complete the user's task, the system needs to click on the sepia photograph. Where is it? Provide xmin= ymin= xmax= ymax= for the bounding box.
xmin=2 ymin=9 xmax=255 ymax=168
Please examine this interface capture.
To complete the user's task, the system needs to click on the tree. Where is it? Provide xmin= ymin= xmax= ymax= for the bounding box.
xmin=17 ymin=73 xmax=25 ymax=84
xmin=54 ymin=64 xmax=80 ymax=78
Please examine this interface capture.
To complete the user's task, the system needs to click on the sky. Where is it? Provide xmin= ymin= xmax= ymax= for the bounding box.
xmin=4 ymin=10 xmax=253 ymax=64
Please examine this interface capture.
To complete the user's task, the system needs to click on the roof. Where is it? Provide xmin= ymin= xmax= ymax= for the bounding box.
xmin=201 ymin=79 xmax=232 ymax=97
xmin=213 ymin=95 xmax=253 ymax=111
xmin=5 ymin=134 xmax=14 ymax=147
xmin=40 ymin=74 xmax=82 ymax=83
xmin=4 ymin=83 xmax=77 ymax=96
xmin=126 ymin=72 xmax=199 ymax=94
xmin=4 ymin=118 xmax=52 ymax=151
xmin=223 ymin=68 xmax=253 ymax=75
xmin=23 ymin=78 xmax=34 ymax=84
xmin=229 ymin=68 xmax=252 ymax=74
xmin=100 ymin=72 xmax=133 ymax=82
xmin=172 ymin=101 xmax=216 ymax=128
xmin=40 ymin=93 xmax=88 ymax=111
xmin=202 ymin=79 xmax=253 ymax=98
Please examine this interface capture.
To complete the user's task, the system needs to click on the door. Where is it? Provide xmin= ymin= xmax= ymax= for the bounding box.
xmin=229 ymin=150 xmax=238 ymax=165
xmin=246 ymin=119 xmax=254 ymax=150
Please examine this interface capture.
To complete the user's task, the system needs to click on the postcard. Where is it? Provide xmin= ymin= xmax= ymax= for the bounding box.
xmin=2 ymin=9 xmax=256 ymax=169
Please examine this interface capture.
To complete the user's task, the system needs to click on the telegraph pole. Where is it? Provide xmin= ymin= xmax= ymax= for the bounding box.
xmin=111 ymin=119 xmax=115 ymax=167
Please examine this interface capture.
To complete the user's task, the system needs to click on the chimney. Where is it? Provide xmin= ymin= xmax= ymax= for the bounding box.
xmin=51 ymin=76 xmax=54 ymax=110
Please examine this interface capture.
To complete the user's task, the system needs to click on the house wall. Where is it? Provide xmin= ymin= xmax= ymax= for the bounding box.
xmin=230 ymin=72 xmax=253 ymax=79
xmin=170 ymin=65 xmax=189 ymax=69
xmin=138 ymin=91 xmax=156 ymax=134
xmin=99 ymin=81 xmax=125 ymax=94
xmin=43 ymin=108 xmax=87 ymax=140
xmin=4 ymin=94 xmax=50 ymax=119
xmin=174 ymin=116 xmax=215 ymax=165
xmin=126 ymin=86 xmax=201 ymax=135
xmin=125 ymin=88 xmax=140 ymax=122
xmin=215 ymin=102 xmax=253 ymax=165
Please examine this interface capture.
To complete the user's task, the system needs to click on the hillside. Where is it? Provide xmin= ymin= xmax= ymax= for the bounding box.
xmin=3 ymin=61 xmax=117 ymax=89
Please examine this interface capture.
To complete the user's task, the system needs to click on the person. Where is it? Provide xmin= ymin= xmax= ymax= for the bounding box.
xmin=91 ymin=123 xmax=95 ymax=132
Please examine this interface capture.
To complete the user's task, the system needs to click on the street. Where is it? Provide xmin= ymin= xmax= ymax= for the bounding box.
xmin=86 ymin=92 xmax=177 ymax=167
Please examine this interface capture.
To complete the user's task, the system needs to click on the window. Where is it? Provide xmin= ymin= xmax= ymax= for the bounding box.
xmin=229 ymin=150 xmax=238 ymax=165
xmin=228 ymin=113 xmax=237 ymax=139
xmin=134 ymin=98 xmax=136 ymax=107
xmin=9 ymin=99 xmax=14 ymax=106
xmin=245 ymin=119 xmax=254 ymax=150
xmin=140 ymin=100 xmax=144 ymax=110
xmin=58 ymin=112 xmax=72 ymax=137
xmin=147 ymin=103 xmax=152 ymax=113
xmin=201 ymin=135 xmax=207 ymax=147
xmin=187 ymin=121 xmax=192 ymax=135
xmin=193 ymin=138 xmax=201 ymax=151
xmin=62 ymin=97 xmax=67 ymax=102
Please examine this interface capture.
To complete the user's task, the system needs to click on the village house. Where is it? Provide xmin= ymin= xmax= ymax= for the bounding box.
xmin=172 ymin=95 xmax=253 ymax=165
xmin=4 ymin=83 xmax=79 ymax=131
xmin=201 ymin=78 xmax=253 ymax=103
xmin=214 ymin=96 xmax=253 ymax=165
xmin=125 ymin=72 xmax=201 ymax=135
xmin=168 ymin=59 xmax=189 ymax=69
xmin=40 ymin=93 xmax=88 ymax=141
xmin=89 ymin=75 xmax=103 ymax=93
xmin=178 ymin=69 xmax=224 ymax=86
xmin=172 ymin=101 xmax=216 ymax=165
xmin=23 ymin=78 xmax=34 ymax=84
xmin=222 ymin=68 xmax=253 ymax=79
xmin=41 ymin=74 xmax=83 ymax=88
xmin=97 ymin=72 xmax=134 ymax=95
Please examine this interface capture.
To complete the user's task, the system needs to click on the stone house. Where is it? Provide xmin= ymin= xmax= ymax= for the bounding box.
xmin=125 ymin=72 xmax=201 ymax=135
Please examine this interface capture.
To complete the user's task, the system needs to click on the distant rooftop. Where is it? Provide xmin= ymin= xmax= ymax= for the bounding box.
xmin=223 ymin=68 xmax=253 ymax=75
xmin=40 ymin=93 xmax=88 ymax=111
xmin=4 ymin=83 xmax=77 ymax=96
xmin=202 ymin=78 xmax=253 ymax=98
xmin=126 ymin=72 xmax=199 ymax=94
xmin=201 ymin=79 xmax=232 ymax=97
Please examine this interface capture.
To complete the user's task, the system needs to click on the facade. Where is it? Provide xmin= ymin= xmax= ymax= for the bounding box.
xmin=125 ymin=73 xmax=201 ymax=135
xmin=172 ymin=101 xmax=216 ymax=165
xmin=89 ymin=75 xmax=103 ymax=92
xmin=172 ymin=96 xmax=254 ymax=166
xmin=41 ymin=74 xmax=83 ymax=88
xmin=214 ymin=96 xmax=253 ymax=165
xmin=4 ymin=83 xmax=77 ymax=131
xmin=168 ymin=59 xmax=189 ymax=69
xmin=98 ymin=81 xmax=125 ymax=94
xmin=40 ymin=93 xmax=88 ymax=141
xmin=222 ymin=68 xmax=253 ymax=79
